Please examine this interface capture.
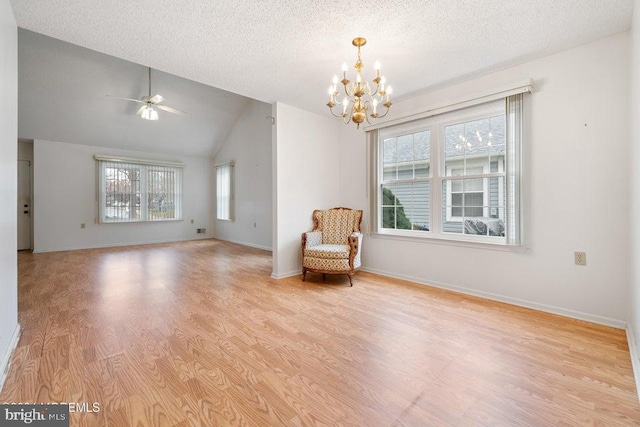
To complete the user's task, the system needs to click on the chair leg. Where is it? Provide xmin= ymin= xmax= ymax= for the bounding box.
xmin=302 ymin=268 xmax=307 ymax=282
xmin=347 ymin=273 xmax=353 ymax=287
xmin=322 ymin=273 xmax=326 ymax=282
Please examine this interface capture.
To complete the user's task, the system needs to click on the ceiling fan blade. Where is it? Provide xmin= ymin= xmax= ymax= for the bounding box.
xmin=136 ymin=105 xmax=147 ymax=115
xmin=106 ymin=95 xmax=146 ymax=104
xmin=157 ymin=104 xmax=186 ymax=116
xmin=149 ymin=94 xmax=164 ymax=104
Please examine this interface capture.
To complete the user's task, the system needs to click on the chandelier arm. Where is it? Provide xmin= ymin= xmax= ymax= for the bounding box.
xmin=374 ymin=105 xmax=392 ymax=119
xmin=369 ymin=83 xmax=381 ymax=98
xmin=328 ymin=105 xmax=347 ymax=118
xmin=343 ymin=84 xmax=354 ymax=98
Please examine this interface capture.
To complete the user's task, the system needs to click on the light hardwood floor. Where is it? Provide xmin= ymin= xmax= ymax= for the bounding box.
xmin=1 ymin=239 xmax=639 ymax=426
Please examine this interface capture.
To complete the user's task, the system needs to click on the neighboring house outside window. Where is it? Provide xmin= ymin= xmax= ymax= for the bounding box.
xmin=371 ymin=94 xmax=524 ymax=246
xmin=96 ymin=157 xmax=183 ymax=223
xmin=216 ymin=162 xmax=234 ymax=221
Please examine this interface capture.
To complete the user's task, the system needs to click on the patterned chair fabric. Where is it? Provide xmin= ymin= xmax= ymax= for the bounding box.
xmin=302 ymin=207 xmax=363 ymax=286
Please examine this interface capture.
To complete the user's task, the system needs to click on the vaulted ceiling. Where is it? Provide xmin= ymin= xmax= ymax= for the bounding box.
xmin=11 ymin=0 xmax=634 ymax=156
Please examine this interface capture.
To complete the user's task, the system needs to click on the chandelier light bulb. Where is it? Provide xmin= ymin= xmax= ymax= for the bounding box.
xmin=332 ymin=75 xmax=339 ymax=85
xmin=374 ymin=61 xmax=381 ymax=70
xmin=342 ymin=62 xmax=348 ymax=72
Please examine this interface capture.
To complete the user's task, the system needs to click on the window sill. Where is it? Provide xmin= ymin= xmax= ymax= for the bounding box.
xmin=369 ymin=230 xmax=528 ymax=253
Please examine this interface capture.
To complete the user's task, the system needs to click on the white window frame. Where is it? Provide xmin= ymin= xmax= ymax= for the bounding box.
xmin=216 ymin=161 xmax=234 ymax=221
xmin=370 ymin=95 xmax=524 ymax=246
xmin=95 ymin=156 xmax=184 ymax=224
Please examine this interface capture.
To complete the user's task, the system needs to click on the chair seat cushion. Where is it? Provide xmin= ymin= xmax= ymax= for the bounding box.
xmin=304 ymin=244 xmax=350 ymax=259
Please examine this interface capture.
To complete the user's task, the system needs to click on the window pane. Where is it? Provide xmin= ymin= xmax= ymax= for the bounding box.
xmin=380 ymin=181 xmax=429 ymax=231
xmin=445 ymin=113 xmax=506 ymax=175
xmin=383 ymin=164 xmax=396 ymax=181
xmin=412 ymin=181 xmax=430 ymax=231
xmin=383 ymin=138 xmax=397 ymax=180
xmin=465 ymin=192 xmax=483 ymax=207
xmin=148 ymin=169 xmax=177 ymax=220
xmin=396 ymin=134 xmax=413 ymax=164
xmin=395 ymin=181 xmax=413 ymax=230
xmin=217 ymin=164 xmax=233 ymax=220
xmin=381 ymin=207 xmax=396 ymax=229
xmin=381 ymin=184 xmax=397 ymax=206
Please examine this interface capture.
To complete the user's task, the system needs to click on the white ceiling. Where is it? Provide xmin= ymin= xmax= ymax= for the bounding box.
xmin=10 ymin=0 xmax=634 ymax=154
xmin=18 ymin=30 xmax=253 ymax=158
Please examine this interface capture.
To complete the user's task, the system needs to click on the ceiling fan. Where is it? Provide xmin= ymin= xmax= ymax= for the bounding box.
xmin=108 ymin=67 xmax=186 ymax=121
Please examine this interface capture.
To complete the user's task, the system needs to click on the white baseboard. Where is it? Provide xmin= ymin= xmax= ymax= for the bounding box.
xmin=32 ymin=236 xmax=211 ymax=253
xmin=271 ymin=270 xmax=302 ymax=280
xmin=626 ymin=326 xmax=640 ymax=403
xmin=0 ymin=324 xmax=21 ymax=393
xmin=360 ymin=267 xmax=626 ymax=329
xmin=213 ymin=236 xmax=272 ymax=252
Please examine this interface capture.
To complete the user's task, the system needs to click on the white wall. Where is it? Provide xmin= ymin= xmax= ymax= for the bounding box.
xmin=213 ymin=99 xmax=272 ymax=251
xmin=33 ymin=139 xmax=214 ymax=252
xmin=0 ymin=0 xmax=19 ymax=390
xmin=339 ymin=32 xmax=631 ymax=326
xmin=272 ymin=102 xmax=341 ymax=278
xmin=628 ymin=0 xmax=640 ymax=376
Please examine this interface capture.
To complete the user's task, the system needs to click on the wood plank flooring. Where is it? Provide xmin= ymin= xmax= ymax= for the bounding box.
xmin=1 ymin=239 xmax=639 ymax=426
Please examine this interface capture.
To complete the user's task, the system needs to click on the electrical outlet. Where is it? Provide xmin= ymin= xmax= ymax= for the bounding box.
xmin=201 ymin=228 xmax=206 ymax=234
xmin=253 ymin=222 xmax=257 ymax=228
xmin=191 ymin=219 xmax=194 ymax=224
xmin=574 ymin=251 xmax=586 ymax=266
xmin=80 ymin=223 xmax=85 ymax=229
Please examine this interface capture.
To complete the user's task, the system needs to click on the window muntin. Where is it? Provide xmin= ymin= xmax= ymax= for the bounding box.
xmin=98 ymin=160 xmax=183 ymax=223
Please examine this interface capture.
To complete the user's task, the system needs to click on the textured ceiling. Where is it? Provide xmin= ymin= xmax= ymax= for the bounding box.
xmin=10 ymin=0 xmax=633 ymax=118
xmin=11 ymin=0 xmax=633 ymax=157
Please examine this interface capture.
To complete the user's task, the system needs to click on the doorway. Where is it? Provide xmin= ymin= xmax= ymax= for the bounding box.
xmin=17 ymin=159 xmax=31 ymax=251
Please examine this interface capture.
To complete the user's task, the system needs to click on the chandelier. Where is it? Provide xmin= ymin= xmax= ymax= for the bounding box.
xmin=327 ymin=37 xmax=392 ymax=129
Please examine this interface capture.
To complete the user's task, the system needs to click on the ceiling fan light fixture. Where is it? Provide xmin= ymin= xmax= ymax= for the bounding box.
xmin=141 ymin=105 xmax=158 ymax=121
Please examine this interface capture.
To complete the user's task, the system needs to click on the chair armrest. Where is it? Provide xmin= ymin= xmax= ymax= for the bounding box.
xmin=348 ymin=232 xmax=363 ymax=268
xmin=302 ymin=231 xmax=323 ymax=264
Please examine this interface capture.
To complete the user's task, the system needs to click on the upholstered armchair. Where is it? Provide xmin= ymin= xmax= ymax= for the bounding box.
xmin=301 ymin=207 xmax=363 ymax=286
